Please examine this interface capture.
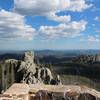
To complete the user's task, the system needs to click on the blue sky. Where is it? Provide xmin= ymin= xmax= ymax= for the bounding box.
xmin=0 ymin=0 xmax=100 ymax=50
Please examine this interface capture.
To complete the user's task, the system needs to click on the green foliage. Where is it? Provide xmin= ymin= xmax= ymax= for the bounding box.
xmin=54 ymin=62 xmax=100 ymax=81
xmin=52 ymin=61 xmax=100 ymax=91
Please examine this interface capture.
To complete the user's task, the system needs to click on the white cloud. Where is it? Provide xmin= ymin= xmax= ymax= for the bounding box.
xmin=87 ymin=0 xmax=94 ymax=2
xmin=92 ymin=24 xmax=96 ymax=27
xmin=14 ymin=0 xmax=92 ymax=22
xmin=39 ymin=20 xmax=87 ymax=39
xmin=67 ymin=0 xmax=92 ymax=12
xmin=81 ymin=36 xmax=100 ymax=42
xmin=0 ymin=0 xmax=92 ymax=41
xmin=14 ymin=0 xmax=70 ymax=16
xmin=0 ymin=9 xmax=36 ymax=41
xmin=48 ymin=12 xmax=71 ymax=23
xmin=96 ymin=30 xmax=100 ymax=33
xmin=94 ymin=16 xmax=100 ymax=21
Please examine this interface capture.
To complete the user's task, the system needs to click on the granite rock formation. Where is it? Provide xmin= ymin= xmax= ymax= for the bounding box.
xmin=73 ymin=54 xmax=100 ymax=64
xmin=0 ymin=51 xmax=62 ymax=92
xmin=94 ymin=54 xmax=100 ymax=62
xmin=0 ymin=83 xmax=100 ymax=100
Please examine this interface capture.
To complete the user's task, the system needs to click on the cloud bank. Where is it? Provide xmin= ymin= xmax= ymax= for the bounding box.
xmin=14 ymin=0 xmax=92 ymax=22
xmin=81 ymin=36 xmax=100 ymax=42
xmin=0 ymin=10 xmax=36 ymax=40
xmin=0 ymin=0 xmax=92 ymax=41
xmin=39 ymin=20 xmax=87 ymax=38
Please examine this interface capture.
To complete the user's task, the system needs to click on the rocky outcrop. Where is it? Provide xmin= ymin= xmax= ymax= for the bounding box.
xmin=19 ymin=52 xmax=61 ymax=85
xmin=1 ymin=59 xmax=18 ymax=92
xmin=94 ymin=54 xmax=100 ymax=62
xmin=0 ymin=83 xmax=100 ymax=100
xmin=73 ymin=54 xmax=100 ymax=64
xmin=73 ymin=55 xmax=94 ymax=64
xmin=19 ymin=52 xmax=36 ymax=74
xmin=34 ymin=90 xmax=100 ymax=100
xmin=29 ymin=85 xmax=100 ymax=100
xmin=0 ymin=51 xmax=62 ymax=92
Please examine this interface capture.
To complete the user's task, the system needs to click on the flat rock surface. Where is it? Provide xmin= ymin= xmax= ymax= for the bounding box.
xmin=30 ymin=84 xmax=100 ymax=97
xmin=4 ymin=83 xmax=30 ymax=95
xmin=1 ymin=83 xmax=100 ymax=100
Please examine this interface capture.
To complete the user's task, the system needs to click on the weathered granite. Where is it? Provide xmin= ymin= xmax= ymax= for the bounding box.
xmin=74 ymin=54 xmax=100 ymax=63
xmin=0 ymin=51 xmax=62 ymax=92
xmin=95 ymin=54 xmax=100 ymax=62
xmin=0 ymin=83 xmax=100 ymax=100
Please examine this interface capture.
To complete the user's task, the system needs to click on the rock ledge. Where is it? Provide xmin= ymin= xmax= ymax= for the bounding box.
xmin=0 ymin=83 xmax=100 ymax=100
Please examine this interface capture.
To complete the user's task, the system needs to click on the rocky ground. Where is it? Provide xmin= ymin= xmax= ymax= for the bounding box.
xmin=0 ymin=83 xmax=100 ymax=100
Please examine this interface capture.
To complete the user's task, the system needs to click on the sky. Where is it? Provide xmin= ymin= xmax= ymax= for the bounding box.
xmin=0 ymin=0 xmax=100 ymax=50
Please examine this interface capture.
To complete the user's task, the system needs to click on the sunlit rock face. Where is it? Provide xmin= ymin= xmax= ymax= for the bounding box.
xmin=0 ymin=83 xmax=100 ymax=100
xmin=20 ymin=51 xmax=36 ymax=74
xmin=24 ymin=52 xmax=34 ymax=62
xmin=19 ymin=52 xmax=61 ymax=85
xmin=28 ymin=85 xmax=100 ymax=100
xmin=0 ymin=51 xmax=62 ymax=92
xmin=1 ymin=59 xmax=18 ymax=92
xmin=95 ymin=54 xmax=100 ymax=62
xmin=33 ymin=91 xmax=99 ymax=100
